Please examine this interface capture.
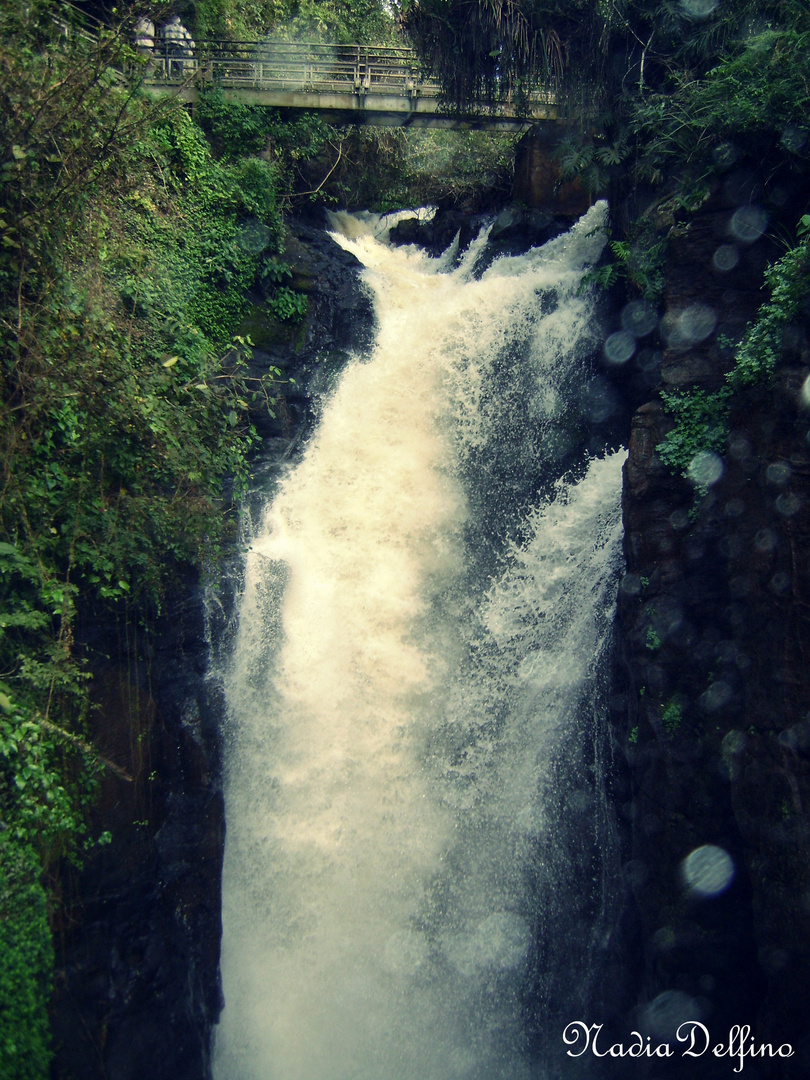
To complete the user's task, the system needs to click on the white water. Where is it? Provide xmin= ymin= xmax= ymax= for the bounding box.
xmin=214 ymin=204 xmax=626 ymax=1080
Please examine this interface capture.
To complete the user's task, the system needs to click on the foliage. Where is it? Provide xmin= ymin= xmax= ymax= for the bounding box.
xmin=728 ymin=235 xmax=810 ymax=390
xmin=630 ymin=5 xmax=810 ymax=195
xmin=270 ymin=287 xmax=309 ymax=322
xmin=662 ymin=697 xmax=683 ymax=737
xmin=190 ymin=0 xmax=399 ymax=43
xmin=555 ymin=131 xmax=630 ymax=196
xmin=656 ymin=386 xmax=731 ymax=479
xmin=0 ymin=839 xmax=53 ymax=1080
xmin=579 ymin=229 xmax=666 ymax=301
xmin=657 ymin=224 xmax=810 ymax=484
xmin=403 ymin=0 xmax=614 ymax=111
xmin=394 ymin=129 xmax=516 ymax=209
xmin=193 ymin=90 xmax=332 ymax=182
xmin=299 ymin=126 xmax=516 ymax=210
xmin=191 ymin=0 xmax=287 ymax=40
xmin=0 ymin=2 xmax=292 ymax=1059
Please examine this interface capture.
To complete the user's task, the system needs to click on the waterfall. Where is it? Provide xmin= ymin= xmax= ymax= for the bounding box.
xmin=214 ymin=204 xmax=626 ymax=1080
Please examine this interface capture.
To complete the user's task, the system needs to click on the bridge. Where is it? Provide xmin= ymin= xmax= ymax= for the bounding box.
xmin=144 ymin=40 xmax=558 ymax=130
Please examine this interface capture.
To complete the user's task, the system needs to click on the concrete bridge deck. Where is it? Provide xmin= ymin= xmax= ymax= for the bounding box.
xmin=145 ymin=40 xmax=558 ymax=130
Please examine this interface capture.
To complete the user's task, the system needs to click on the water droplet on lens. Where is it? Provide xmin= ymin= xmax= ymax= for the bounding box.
xmin=620 ymin=573 xmax=642 ymax=597
xmin=759 ymin=946 xmax=789 ymax=973
xmin=799 ymin=374 xmax=810 ymax=410
xmin=781 ymin=125 xmax=807 ymax=154
xmin=712 ymin=142 xmax=738 ymax=170
xmin=239 ymin=219 xmax=271 ymax=253
xmin=730 ymin=205 xmax=768 ymax=243
xmin=669 ymin=508 xmax=690 ymax=530
xmin=621 ymin=299 xmax=657 ymax=337
xmin=623 ymin=859 xmax=648 ymax=889
xmin=724 ymin=498 xmax=744 ymax=518
xmin=766 ymin=461 xmax=792 ymax=486
xmin=687 ymin=450 xmax=723 ymax=488
xmin=680 ymin=0 xmax=718 ymax=18
xmin=722 ymin=730 xmax=747 ymax=757
xmin=700 ymin=679 xmax=732 ymax=711
xmin=754 ymin=528 xmax=777 ymax=553
xmin=713 ymin=244 xmax=740 ymax=272
xmin=728 ymin=433 xmax=751 ymax=460
xmin=667 ymin=304 xmax=717 ymax=347
xmin=603 ymin=330 xmax=636 ymax=365
xmin=641 ymin=989 xmax=701 ymax=1041
xmin=776 ymin=492 xmax=801 ymax=517
xmin=771 ymin=571 xmax=791 ymax=593
xmin=651 ymin=926 xmax=678 ymax=953
xmin=681 ymin=844 xmax=734 ymax=897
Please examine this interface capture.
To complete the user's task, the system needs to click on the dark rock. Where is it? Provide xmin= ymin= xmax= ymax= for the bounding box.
xmin=615 ymin=182 xmax=810 ymax=1072
xmin=50 ymin=586 xmax=224 ymax=1080
xmin=487 ymin=203 xmax=571 ymax=252
xmin=389 ymin=215 xmax=431 ymax=247
xmin=236 ymin=220 xmax=376 ymax=444
xmin=388 ymin=209 xmax=490 ymax=258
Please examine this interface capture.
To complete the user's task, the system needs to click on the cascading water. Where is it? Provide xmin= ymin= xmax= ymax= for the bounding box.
xmin=214 ymin=203 xmax=627 ymax=1080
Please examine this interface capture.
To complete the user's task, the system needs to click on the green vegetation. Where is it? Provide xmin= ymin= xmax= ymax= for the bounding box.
xmin=446 ymin=1 xmax=804 ymax=488
xmin=662 ymin=698 xmax=683 ymax=738
xmin=657 ymin=226 xmax=810 ymax=484
xmin=403 ymin=0 xmax=612 ymax=112
xmin=0 ymin=2 xmax=320 ymax=1071
xmin=0 ymin=0 xmax=437 ymax=1066
xmin=1 ymin=0 xmax=807 ymax=1070
xmin=0 ymin=841 xmax=52 ymax=1080
xmin=657 ymin=387 xmax=731 ymax=479
xmin=192 ymin=0 xmax=400 ymax=44
xmin=630 ymin=4 xmax=809 ymax=485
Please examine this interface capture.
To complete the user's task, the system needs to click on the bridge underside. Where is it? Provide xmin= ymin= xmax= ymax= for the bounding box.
xmin=152 ymin=84 xmax=557 ymax=131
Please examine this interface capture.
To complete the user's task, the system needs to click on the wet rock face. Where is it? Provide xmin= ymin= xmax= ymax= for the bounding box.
xmin=238 ymin=219 xmax=376 ymax=443
xmin=389 ymin=208 xmax=490 ymax=255
xmin=616 ymin=186 xmax=810 ymax=1075
xmin=50 ymin=585 xmax=225 ymax=1080
xmin=387 ymin=203 xmax=575 ymax=265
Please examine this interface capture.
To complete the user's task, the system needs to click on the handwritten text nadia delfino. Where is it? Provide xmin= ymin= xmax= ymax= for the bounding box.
xmin=562 ymin=1021 xmax=794 ymax=1073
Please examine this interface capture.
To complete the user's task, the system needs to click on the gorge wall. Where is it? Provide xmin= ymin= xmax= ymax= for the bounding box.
xmin=615 ymin=182 xmax=810 ymax=1075
xmin=50 ymin=170 xmax=810 ymax=1078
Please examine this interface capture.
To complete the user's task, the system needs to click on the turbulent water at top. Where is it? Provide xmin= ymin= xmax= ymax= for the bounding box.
xmin=214 ymin=203 xmax=626 ymax=1080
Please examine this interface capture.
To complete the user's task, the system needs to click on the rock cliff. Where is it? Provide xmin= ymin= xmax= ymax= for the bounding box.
xmin=615 ymin=183 xmax=810 ymax=1075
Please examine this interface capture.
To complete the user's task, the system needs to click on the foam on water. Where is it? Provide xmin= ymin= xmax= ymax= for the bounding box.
xmin=214 ymin=203 xmax=624 ymax=1080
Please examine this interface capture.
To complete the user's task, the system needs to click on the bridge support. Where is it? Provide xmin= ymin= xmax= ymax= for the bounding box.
xmin=156 ymin=84 xmax=558 ymax=131
xmin=512 ymin=125 xmax=591 ymax=215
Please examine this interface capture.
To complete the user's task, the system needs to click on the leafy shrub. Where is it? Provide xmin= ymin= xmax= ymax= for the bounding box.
xmin=657 ymin=387 xmax=732 ymax=478
xmin=270 ymin=287 xmax=309 ymax=322
xmin=657 ymin=229 xmax=810 ymax=485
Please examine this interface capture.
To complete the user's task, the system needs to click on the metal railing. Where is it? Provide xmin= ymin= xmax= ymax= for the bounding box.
xmin=146 ymin=40 xmax=441 ymax=98
xmin=144 ymin=39 xmax=557 ymax=110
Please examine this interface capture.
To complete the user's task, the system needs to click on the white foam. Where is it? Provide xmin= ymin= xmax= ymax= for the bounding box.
xmin=215 ymin=203 xmax=623 ymax=1080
